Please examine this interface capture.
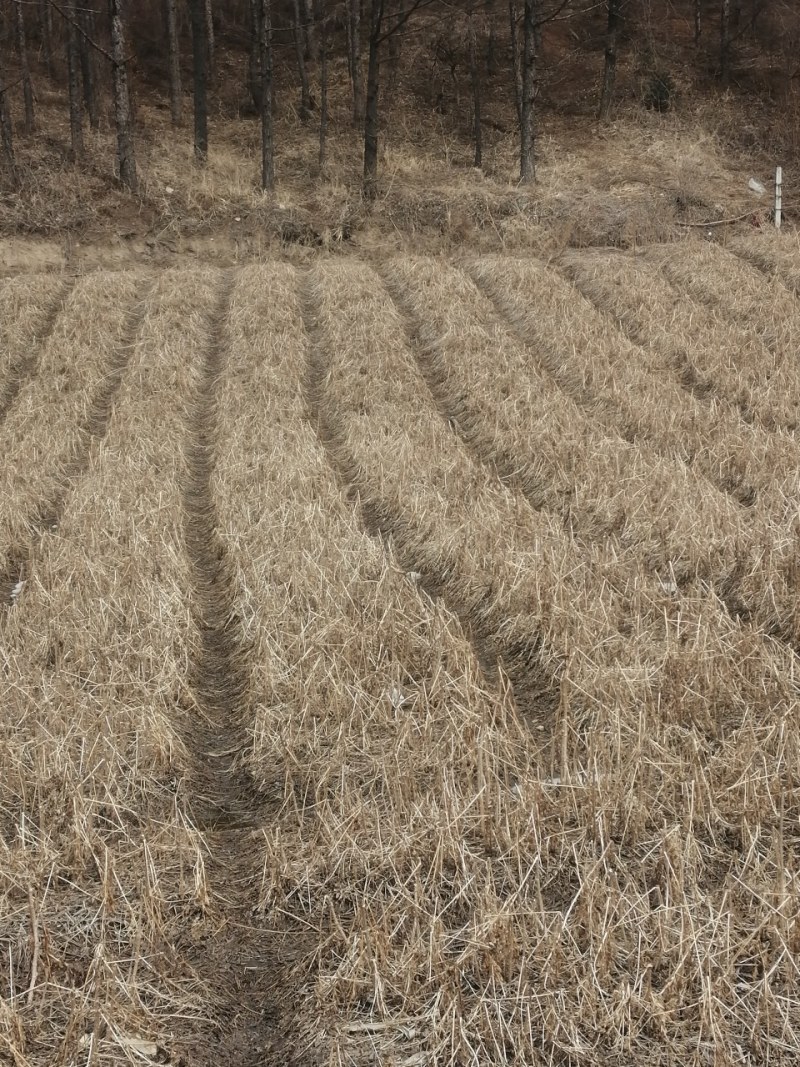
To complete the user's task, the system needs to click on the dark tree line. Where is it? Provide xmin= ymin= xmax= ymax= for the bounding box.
xmin=0 ymin=1 xmax=798 ymax=198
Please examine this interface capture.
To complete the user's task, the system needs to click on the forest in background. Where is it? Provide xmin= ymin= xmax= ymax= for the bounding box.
xmin=0 ymin=1 xmax=798 ymax=242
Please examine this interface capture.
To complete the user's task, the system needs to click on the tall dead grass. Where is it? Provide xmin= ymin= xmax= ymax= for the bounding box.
xmin=0 ymin=272 xmax=145 ymax=565
xmin=473 ymin=253 xmax=800 ymax=642
xmin=214 ymin=263 xmax=545 ymax=1063
xmin=654 ymin=242 xmax=800 ymax=408
xmin=0 ymin=269 xmax=221 ymax=1064
xmin=298 ymin=257 xmax=800 ymax=1065
xmin=479 ymin=252 xmax=800 ymax=507
xmin=3 ymin=254 xmax=800 ymax=1066
xmin=571 ymin=244 xmax=800 ymax=434
xmin=383 ymin=255 xmax=749 ymax=574
xmin=0 ymin=275 xmax=67 ymax=417
xmin=730 ymin=231 xmax=800 ymax=293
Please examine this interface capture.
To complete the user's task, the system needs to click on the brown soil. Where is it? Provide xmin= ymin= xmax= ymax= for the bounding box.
xmin=178 ymin=273 xmax=313 ymax=1065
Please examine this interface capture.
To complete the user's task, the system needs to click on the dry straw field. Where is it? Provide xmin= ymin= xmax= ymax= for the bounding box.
xmin=2 ymin=233 xmax=800 ymax=1067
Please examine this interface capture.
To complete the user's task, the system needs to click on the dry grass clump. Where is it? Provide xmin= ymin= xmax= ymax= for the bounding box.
xmin=4 ymin=254 xmax=800 ymax=1065
xmin=476 ymin=253 xmax=800 ymax=508
xmin=653 ymin=240 xmax=800 ymax=387
xmin=381 ymin=255 xmax=751 ymax=573
xmin=0 ymin=274 xmax=67 ymax=413
xmin=0 ymin=116 xmax=137 ymax=236
xmin=730 ymin=231 xmax=800 ymax=292
xmin=571 ymin=242 xmax=800 ymax=433
xmin=306 ymin=260 xmax=782 ymax=701
xmin=0 ymin=271 xmax=146 ymax=567
xmin=470 ymin=252 xmax=800 ymax=649
xmin=293 ymin=257 xmax=800 ymax=1064
xmin=0 ymin=269 xmax=221 ymax=1064
xmin=216 ymin=264 xmax=542 ymax=1061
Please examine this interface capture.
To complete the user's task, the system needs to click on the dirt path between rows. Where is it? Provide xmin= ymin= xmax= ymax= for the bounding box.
xmin=178 ymin=272 xmax=310 ymax=1066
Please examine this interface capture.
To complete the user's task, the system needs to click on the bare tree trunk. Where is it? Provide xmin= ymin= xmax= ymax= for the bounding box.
xmin=301 ymin=0 xmax=317 ymax=62
xmin=247 ymin=0 xmax=260 ymax=109
xmin=66 ymin=0 xmax=85 ymax=160
xmin=0 ymin=75 xmax=16 ymax=182
xmin=387 ymin=0 xmax=401 ymax=88
xmin=509 ymin=1 xmax=522 ymax=130
xmin=109 ymin=0 xmax=137 ymax=191
xmin=205 ymin=0 xmax=216 ymax=81
xmin=363 ymin=0 xmax=383 ymax=199
xmin=319 ymin=9 xmax=329 ymax=171
xmin=163 ymin=0 xmax=183 ymax=124
xmin=292 ymin=0 xmax=312 ymax=121
xmin=79 ymin=2 xmax=100 ymax=130
xmin=487 ymin=22 xmax=497 ymax=76
xmin=13 ymin=1 xmax=34 ymax=134
xmin=598 ymin=0 xmax=621 ymax=123
xmin=39 ymin=0 xmax=55 ymax=78
xmin=348 ymin=0 xmax=364 ymax=125
xmin=187 ymin=0 xmax=209 ymax=162
xmin=468 ymin=12 xmax=482 ymax=168
xmin=254 ymin=0 xmax=274 ymax=191
xmin=720 ymin=0 xmax=731 ymax=83
xmin=694 ymin=0 xmax=701 ymax=44
xmin=520 ymin=0 xmax=536 ymax=183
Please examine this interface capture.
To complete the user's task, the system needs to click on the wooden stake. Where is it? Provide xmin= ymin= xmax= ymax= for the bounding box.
xmin=775 ymin=166 xmax=782 ymax=230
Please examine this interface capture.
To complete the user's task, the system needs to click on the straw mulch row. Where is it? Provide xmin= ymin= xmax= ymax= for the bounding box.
xmin=0 ymin=269 xmax=223 ymax=1064
xmin=1 ymin=242 xmax=799 ymax=1066
xmin=299 ymin=256 xmax=800 ymax=1066
xmin=0 ymin=275 xmax=72 ymax=424
xmin=0 ymin=273 xmax=146 ymax=595
xmin=476 ymin=253 xmax=800 ymax=655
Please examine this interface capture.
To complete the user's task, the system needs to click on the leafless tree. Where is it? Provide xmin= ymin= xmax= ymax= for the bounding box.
xmin=292 ymin=0 xmax=312 ymax=121
xmin=468 ymin=10 xmax=483 ymax=167
xmin=163 ymin=0 xmax=183 ymax=125
xmin=13 ymin=1 xmax=34 ymax=134
xmin=347 ymin=0 xmax=364 ymax=125
xmin=598 ymin=0 xmax=621 ymax=123
xmin=205 ymin=0 xmax=216 ymax=81
xmin=66 ymin=0 xmax=85 ymax=159
xmin=720 ymin=0 xmax=731 ymax=82
xmin=301 ymin=0 xmax=317 ymax=62
xmin=509 ymin=1 xmax=523 ymax=127
xmin=79 ymin=1 xmax=100 ymax=130
xmin=186 ymin=0 xmax=209 ymax=162
xmin=109 ymin=0 xmax=137 ymax=191
xmin=253 ymin=0 xmax=275 ymax=190
xmin=0 ymin=69 xmax=15 ymax=181
xmin=319 ymin=3 xmax=330 ymax=170
xmin=39 ymin=0 xmax=55 ymax=77
xmin=520 ymin=0 xmax=536 ymax=182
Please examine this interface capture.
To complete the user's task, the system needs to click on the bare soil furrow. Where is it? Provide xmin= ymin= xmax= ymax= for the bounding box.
xmin=0 ymin=278 xmax=75 ymax=424
xmin=180 ymin=271 xmax=261 ymax=828
xmin=0 ymin=279 xmax=153 ymax=607
xmin=300 ymin=273 xmax=560 ymax=733
xmin=179 ymin=272 xmax=287 ymax=1066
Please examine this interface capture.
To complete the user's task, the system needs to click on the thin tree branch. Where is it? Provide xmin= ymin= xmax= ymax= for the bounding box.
xmin=46 ymin=0 xmax=129 ymax=65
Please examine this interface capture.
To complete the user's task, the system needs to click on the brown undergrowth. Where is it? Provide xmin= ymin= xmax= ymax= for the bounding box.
xmin=2 ymin=243 xmax=800 ymax=1066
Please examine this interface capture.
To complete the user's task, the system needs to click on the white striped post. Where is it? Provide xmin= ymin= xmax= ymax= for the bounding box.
xmin=775 ymin=166 xmax=782 ymax=230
